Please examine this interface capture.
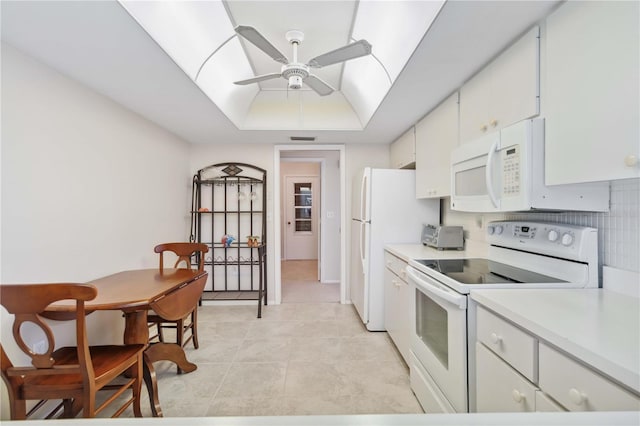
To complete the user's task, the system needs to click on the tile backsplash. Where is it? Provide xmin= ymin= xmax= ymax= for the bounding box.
xmin=442 ymin=179 xmax=640 ymax=274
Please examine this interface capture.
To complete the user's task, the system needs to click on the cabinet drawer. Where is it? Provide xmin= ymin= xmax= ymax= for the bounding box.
xmin=476 ymin=307 xmax=537 ymax=382
xmin=535 ymin=390 xmax=565 ymax=412
xmin=476 ymin=342 xmax=537 ymax=413
xmin=384 ymin=251 xmax=408 ymax=282
xmin=539 ymin=343 xmax=640 ymax=412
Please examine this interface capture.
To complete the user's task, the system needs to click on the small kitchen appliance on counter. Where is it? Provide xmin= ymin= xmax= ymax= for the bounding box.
xmin=407 ymin=220 xmax=599 ymax=414
xmin=421 ymin=224 xmax=464 ymax=250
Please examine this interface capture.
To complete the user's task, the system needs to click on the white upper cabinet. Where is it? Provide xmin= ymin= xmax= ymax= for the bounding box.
xmin=390 ymin=127 xmax=416 ymax=169
xmin=459 ymin=26 xmax=540 ymax=144
xmin=415 ymin=92 xmax=459 ymax=198
xmin=544 ymin=1 xmax=640 ymax=184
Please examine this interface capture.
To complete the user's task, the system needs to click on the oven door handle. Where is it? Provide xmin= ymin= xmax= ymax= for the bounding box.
xmin=407 ymin=267 xmax=467 ymax=309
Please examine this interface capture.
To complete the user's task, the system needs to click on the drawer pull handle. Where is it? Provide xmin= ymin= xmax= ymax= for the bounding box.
xmin=569 ymin=388 xmax=587 ymax=406
xmin=400 ymin=269 xmax=407 ymax=279
xmin=511 ymin=389 xmax=526 ymax=403
xmin=393 ymin=280 xmax=402 ymax=288
xmin=490 ymin=333 xmax=502 ymax=344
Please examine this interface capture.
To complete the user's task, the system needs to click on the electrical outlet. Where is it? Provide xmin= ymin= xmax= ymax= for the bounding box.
xmin=33 ymin=340 xmax=47 ymax=354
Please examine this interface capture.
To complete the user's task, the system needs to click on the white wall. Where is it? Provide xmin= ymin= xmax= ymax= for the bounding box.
xmin=1 ymin=44 xmax=191 ymax=419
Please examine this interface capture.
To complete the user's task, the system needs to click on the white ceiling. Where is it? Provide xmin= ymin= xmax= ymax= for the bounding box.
xmin=0 ymin=0 xmax=562 ymax=145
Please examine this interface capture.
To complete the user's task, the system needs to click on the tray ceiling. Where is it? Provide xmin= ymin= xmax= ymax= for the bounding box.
xmin=1 ymin=0 xmax=562 ymax=144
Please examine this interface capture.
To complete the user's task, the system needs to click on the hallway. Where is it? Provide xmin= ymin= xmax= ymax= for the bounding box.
xmin=281 ymin=260 xmax=339 ymax=303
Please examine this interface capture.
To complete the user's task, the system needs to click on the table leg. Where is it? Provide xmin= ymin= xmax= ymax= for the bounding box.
xmin=144 ymin=343 xmax=198 ymax=374
xmin=124 ymin=311 xmax=165 ymax=417
xmin=142 ymin=352 xmax=163 ymax=417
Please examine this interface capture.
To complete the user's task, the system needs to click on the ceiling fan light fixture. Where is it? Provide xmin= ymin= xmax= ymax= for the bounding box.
xmin=288 ymin=75 xmax=303 ymax=90
xmin=234 ymin=26 xmax=373 ymax=96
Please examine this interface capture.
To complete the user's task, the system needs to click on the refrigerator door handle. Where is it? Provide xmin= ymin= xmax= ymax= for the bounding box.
xmin=359 ymin=221 xmax=366 ymax=270
xmin=360 ymin=172 xmax=368 ymax=221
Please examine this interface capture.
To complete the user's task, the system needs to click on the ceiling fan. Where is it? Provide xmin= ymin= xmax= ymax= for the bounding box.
xmin=233 ymin=25 xmax=372 ymax=96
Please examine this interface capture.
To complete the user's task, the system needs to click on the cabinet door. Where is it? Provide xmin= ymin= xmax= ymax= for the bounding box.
xmin=489 ymin=26 xmax=540 ymax=133
xmin=545 ymin=1 xmax=640 ymax=184
xmin=476 ymin=342 xmax=537 ymax=413
xmin=390 ymin=127 xmax=416 ymax=169
xmin=459 ymin=26 xmax=540 ymax=144
xmin=459 ymin=67 xmax=492 ymax=143
xmin=384 ymin=267 xmax=411 ymax=363
xmin=415 ymin=92 xmax=459 ymax=198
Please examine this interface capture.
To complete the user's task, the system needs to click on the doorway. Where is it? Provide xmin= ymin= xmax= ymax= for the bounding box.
xmin=283 ymin=175 xmax=320 ymax=261
xmin=273 ymin=145 xmax=346 ymax=305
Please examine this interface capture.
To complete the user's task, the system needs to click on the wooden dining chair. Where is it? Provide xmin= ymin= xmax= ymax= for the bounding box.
xmin=0 ymin=283 xmax=144 ymax=420
xmin=148 ymin=243 xmax=208 ymax=351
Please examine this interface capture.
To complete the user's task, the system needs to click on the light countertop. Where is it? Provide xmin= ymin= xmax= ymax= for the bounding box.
xmin=385 ymin=239 xmax=487 ymax=262
xmin=471 ymin=288 xmax=640 ymax=394
xmin=5 ymin=411 xmax=640 ymax=425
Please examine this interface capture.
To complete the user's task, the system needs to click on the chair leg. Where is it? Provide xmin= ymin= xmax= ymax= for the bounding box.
xmin=156 ymin=323 xmax=164 ymax=343
xmin=176 ymin=318 xmax=184 ymax=348
xmin=191 ymin=309 xmax=199 ymax=349
xmin=9 ymin=396 xmax=27 ymax=420
xmin=132 ymin=354 xmax=143 ymax=418
xmin=82 ymin=385 xmax=96 ymax=418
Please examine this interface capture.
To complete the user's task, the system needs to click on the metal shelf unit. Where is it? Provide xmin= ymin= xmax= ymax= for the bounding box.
xmin=190 ymin=162 xmax=267 ymax=318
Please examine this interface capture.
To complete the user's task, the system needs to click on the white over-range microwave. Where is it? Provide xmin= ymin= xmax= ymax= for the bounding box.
xmin=450 ymin=118 xmax=610 ymax=213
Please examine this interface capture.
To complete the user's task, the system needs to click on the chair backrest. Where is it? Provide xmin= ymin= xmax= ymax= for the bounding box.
xmin=0 ymin=284 xmax=98 ymax=387
xmin=154 ymin=242 xmax=209 ymax=272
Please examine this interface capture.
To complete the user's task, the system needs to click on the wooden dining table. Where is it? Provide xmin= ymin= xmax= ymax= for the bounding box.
xmin=45 ymin=268 xmax=208 ymax=417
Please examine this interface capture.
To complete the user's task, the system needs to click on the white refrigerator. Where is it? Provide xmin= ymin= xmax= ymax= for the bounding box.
xmin=350 ymin=168 xmax=440 ymax=331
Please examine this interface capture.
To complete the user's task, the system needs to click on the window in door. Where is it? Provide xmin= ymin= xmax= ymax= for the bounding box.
xmin=294 ymin=183 xmax=312 ymax=232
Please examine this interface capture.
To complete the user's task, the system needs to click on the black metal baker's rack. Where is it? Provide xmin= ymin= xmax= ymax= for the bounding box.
xmin=190 ymin=162 xmax=267 ymax=317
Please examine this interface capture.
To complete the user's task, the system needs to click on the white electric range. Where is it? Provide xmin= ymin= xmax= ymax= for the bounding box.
xmin=406 ymin=220 xmax=599 ymax=413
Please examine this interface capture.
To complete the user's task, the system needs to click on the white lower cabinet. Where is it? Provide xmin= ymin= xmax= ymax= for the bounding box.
xmin=475 ymin=306 xmax=640 ymax=412
xmin=476 ymin=342 xmax=537 ymax=412
xmin=384 ymin=251 xmax=410 ymax=363
xmin=538 ymin=343 xmax=640 ymax=412
xmin=534 ymin=390 xmax=565 ymax=412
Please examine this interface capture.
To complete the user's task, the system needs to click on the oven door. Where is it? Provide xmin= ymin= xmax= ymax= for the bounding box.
xmin=407 ymin=266 xmax=468 ymax=413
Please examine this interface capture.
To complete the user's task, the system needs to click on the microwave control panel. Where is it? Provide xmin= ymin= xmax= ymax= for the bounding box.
xmin=502 ymin=145 xmax=520 ymax=196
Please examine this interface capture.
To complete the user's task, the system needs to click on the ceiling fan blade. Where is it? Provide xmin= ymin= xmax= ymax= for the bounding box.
xmin=235 ymin=25 xmax=289 ymax=64
xmin=305 ymin=74 xmax=335 ymax=96
xmin=307 ymin=39 xmax=372 ymax=68
xmin=233 ymin=73 xmax=282 ymax=85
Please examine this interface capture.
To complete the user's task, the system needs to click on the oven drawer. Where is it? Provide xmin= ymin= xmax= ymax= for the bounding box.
xmin=410 ymin=351 xmax=455 ymax=413
xmin=476 ymin=306 xmax=537 ymax=382
xmin=384 ymin=251 xmax=408 ymax=281
xmin=539 ymin=343 xmax=640 ymax=412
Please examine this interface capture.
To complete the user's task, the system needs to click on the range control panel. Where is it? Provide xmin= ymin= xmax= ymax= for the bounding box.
xmin=486 ymin=220 xmax=597 ymax=262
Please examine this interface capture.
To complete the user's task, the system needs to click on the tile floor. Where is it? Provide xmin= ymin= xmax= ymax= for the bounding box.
xmin=281 ymin=260 xmax=340 ymax=303
xmin=130 ymin=302 xmax=423 ymax=418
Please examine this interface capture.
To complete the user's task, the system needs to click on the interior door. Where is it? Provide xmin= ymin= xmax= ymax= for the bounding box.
xmin=284 ymin=176 xmax=319 ymax=260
